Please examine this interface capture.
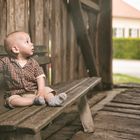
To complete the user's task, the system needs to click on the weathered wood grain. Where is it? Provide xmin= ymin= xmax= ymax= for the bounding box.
xmin=68 ymin=0 xmax=98 ymax=77
xmin=16 ymin=77 xmax=100 ymax=134
xmin=97 ymin=0 xmax=112 ymax=89
xmin=0 ymin=0 xmax=105 ymax=86
xmin=0 ymin=77 xmax=101 ymax=140
xmin=95 ymin=112 xmax=140 ymax=135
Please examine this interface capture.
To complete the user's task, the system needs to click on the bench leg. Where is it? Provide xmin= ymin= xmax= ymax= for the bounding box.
xmin=77 ymin=95 xmax=95 ymax=133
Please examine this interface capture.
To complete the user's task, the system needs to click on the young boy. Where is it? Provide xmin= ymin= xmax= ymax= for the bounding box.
xmin=0 ymin=31 xmax=67 ymax=108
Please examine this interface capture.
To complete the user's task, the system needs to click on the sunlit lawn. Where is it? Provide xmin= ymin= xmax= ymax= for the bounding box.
xmin=113 ymin=73 xmax=140 ymax=84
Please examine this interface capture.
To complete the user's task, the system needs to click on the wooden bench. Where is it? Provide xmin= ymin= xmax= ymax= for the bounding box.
xmin=0 ymin=46 xmax=101 ymax=140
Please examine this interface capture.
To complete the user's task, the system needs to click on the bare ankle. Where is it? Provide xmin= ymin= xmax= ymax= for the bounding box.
xmin=45 ymin=92 xmax=55 ymax=100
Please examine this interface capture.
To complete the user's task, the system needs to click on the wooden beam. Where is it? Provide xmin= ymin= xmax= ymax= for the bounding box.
xmin=67 ymin=0 xmax=98 ymax=76
xmin=97 ymin=0 xmax=113 ymax=89
xmin=80 ymin=0 xmax=100 ymax=12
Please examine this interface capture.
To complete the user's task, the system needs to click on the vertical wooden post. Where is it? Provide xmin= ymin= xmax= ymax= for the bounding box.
xmin=97 ymin=0 xmax=113 ymax=89
xmin=78 ymin=96 xmax=95 ymax=133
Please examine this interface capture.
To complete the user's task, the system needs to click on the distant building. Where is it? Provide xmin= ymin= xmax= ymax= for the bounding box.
xmin=112 ymin=0 xmax=140 ymax=38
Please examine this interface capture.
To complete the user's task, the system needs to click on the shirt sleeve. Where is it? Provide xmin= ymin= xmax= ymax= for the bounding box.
xmin=32 ymin=58 xmax=46 ymax=78
xmin=0 ymin=58 xmax=5 ymax=72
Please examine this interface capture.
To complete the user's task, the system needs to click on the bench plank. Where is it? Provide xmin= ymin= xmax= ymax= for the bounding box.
xmin=0 ymin=77 xmax=101 ymax=140
xmin=0 ymin=79 xmax=83 ymax=130
xmin=0 ymin=106 xmax=45 ymax=131
xmin=0 ymin=78 xmax=90 ymax=132
xmin=16 ymin=77 xmax=100 ymax=134
xmin=0 ymin=107 xmax=27 ymax=122
xmin=0 ymin=77 xmax=100 ymax=132
xmin=0 ymin=78 xmax=86 ymax=116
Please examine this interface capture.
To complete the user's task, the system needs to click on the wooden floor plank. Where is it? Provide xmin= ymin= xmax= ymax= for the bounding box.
xmin=106 ymin=89 xmax=140 ymax=108
xmin=49 ymin=88 xmax=140 ymax=140
xmin=71 ymin=129 xmax=140 ymax=140
xmin=106 ymin=102 xmax=140 ymax=110
xmin=113 ymin=94 xmax=140 ymax=105
xmin=91 ymin=129 xmax=140 ymax=140
xmin=103 ymin=106 xmax=140 ymax=115
xmin=94 ymin=113 xmax=140 ymax=135
xmin=98 ymin=110 xmax=140 ymax=120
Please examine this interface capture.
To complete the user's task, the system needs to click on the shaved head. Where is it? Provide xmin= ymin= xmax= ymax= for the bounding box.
xmin=4 ymin=31 xmax=28 ymax=57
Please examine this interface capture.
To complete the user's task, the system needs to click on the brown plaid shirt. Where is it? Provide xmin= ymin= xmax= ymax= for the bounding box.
xmin=0 ymin=57 xmax=45 ymax=97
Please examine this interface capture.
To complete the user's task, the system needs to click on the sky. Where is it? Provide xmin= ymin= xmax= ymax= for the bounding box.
xmin=123 ymin=0 xmax=140 ymax=11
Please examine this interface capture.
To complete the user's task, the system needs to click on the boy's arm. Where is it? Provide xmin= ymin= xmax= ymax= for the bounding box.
xmin=36 ymin=75 xmax=46 ymax=97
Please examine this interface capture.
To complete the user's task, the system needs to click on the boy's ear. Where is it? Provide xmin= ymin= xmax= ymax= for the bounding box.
xmin=11 ymin=46 xmax=19 ymax=53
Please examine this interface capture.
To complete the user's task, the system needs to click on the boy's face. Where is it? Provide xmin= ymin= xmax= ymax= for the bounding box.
xmin=14 ymin=32 xmax=34 ymax=58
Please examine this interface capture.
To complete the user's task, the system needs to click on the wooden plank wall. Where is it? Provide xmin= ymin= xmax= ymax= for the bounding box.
xmin=0 ymin=0 xmax=113 ymax=88
xmin=50 ymin=0 xmax=88 ymax=84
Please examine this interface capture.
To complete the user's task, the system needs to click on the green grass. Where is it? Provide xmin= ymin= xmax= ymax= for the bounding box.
xmin=113 ymin=73 xmax=140 ymax=84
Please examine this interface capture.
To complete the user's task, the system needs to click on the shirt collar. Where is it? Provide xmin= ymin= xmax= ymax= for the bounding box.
xmin=9 ymin=57 xmax=32 ymax=68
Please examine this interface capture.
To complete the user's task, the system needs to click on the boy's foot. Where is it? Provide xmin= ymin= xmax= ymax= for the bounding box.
xmin=47 ymin=92 xmax=67 ymax=107
xmin=34 ymin=96 xmax=46 ymax=105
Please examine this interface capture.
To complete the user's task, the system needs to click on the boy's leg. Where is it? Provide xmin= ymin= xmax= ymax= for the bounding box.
xmin=43 ymin=86 xmax=56 ymax=100
xmin=44 ymin=87 xmax=67 ymax=106
xmin=6 ymin=95 xmax=35 ymax=108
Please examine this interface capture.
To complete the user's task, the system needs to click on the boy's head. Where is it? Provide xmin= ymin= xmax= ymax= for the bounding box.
xmin=4 ymin=31 xmax=34 ymax=58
